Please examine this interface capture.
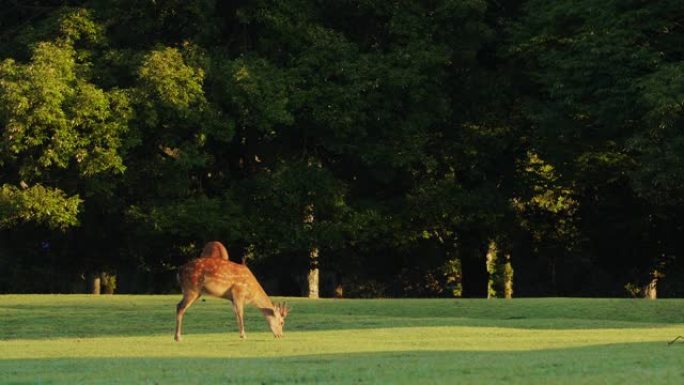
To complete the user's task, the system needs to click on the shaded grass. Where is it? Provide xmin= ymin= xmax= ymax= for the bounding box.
xmin=3 ymin=343 xmax=683 ymax=385
xmin=2 ymin=295 xmax=683 ymax=340
xmin=1 ymin=295 xmax=683 ymax=384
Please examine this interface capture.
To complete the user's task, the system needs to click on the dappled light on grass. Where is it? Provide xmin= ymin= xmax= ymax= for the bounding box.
xmin=1 ymin=325 xmax=683 ymax=360
xmin=0 ymin=326 xmax=681 ymax=359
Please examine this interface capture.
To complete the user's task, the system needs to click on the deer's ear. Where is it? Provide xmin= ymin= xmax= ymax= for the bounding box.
xmin=264 ymin=308 xmax=276 ymax=317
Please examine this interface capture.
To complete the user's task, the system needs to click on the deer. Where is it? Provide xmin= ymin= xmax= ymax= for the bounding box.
xmin=175 ymin=242 xmax=289 ymax=341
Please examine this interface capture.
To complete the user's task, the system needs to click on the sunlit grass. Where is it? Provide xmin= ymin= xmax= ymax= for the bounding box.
xmin=1 ymin=295 xmax=683 ymax=384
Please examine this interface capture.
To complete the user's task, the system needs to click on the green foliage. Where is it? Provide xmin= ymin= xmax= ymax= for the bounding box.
xmin=442 ymin=257 xmax=463 ymax=297
xmin=242 ymin=160 xmax=350 ymax=256
xmin=0 ymin=42 xmax=127 ymax=176
xmin=628 ymin=62 xmax=684 ymax=205
xmin=127 ymin=194 xmax=243 ymax=241
xmin=138 ymin=47 xmax=205 ymax=114
xmin=100 ymin=272 xmax=117 ymax=294
xmin=1 ymin=0 xmax=683 ymax=297
xmin=0 ymin=9 xmax=130 ymax=232
xmin=209 ymin=55 xmax=293 ymax=138
xmin=57 ymin=9 xmax=105 ymax=47
xmin=0 ymin=184 xmax=81 ymax=229
xmin=510 ymin=0 xmax=684 ymax=294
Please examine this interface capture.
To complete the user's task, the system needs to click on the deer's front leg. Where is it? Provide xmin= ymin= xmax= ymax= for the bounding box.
xmin=231 ymin=299 xmax=246 ymax=339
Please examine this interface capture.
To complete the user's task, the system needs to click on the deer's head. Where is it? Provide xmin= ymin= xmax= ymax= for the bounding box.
xmin=266 ymin=302 xmax=290 ymax=338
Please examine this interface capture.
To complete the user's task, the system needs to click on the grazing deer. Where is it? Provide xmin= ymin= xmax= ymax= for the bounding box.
xmin=200 ymin=241 xmax=229 ymax=260
xmin=175 ymin=253 xmax=289 ymax=341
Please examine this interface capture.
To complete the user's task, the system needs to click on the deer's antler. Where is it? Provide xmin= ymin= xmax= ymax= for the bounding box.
xmin=278 ymin=302 xmax=290 ymax=317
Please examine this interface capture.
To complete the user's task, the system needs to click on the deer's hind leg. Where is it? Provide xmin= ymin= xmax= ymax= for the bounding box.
xmin=175 ymin=290 xmax=200 ymax=342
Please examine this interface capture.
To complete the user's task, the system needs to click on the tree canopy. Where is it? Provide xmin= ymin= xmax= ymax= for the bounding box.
xmin=1 ymin=0 xmax=682 ymax=297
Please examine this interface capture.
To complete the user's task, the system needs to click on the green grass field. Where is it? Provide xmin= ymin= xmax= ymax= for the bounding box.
xmin=1 ymin=295 xmax=683 ymax=384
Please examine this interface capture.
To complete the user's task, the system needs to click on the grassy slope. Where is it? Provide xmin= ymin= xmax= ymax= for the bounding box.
xmin=1 ymin=295 xmax=683 ymax=384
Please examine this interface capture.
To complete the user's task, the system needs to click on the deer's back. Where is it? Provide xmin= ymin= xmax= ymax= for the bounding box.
xmin=178 ymin=257 xmax=254 ymax=298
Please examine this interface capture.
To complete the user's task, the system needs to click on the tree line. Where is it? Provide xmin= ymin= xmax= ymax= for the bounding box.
xmin=1 ymin=0 xmax=683 ymax=298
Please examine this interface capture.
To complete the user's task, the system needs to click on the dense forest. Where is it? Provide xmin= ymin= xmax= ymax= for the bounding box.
xmin=1 ymin=0 xmax=683 ymax=298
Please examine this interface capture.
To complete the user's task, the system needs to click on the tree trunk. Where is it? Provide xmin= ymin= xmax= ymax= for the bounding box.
xmin=642 ymin=279 xmax=657 ymax=299
xmin=486 ymin=240 xmax=514 ymax=299
xmin=486 ymin=240 xmax=498 ymax=299
xmin=460 ymin=240 xmax=488 ymax=298
xmin=307 ymin=247 xmax=320 ymax=299
xmin=550 ymin=257 xmax=558 ymax=296
xmin=90 ymin=274 xmax=101 ymax=295
xmin=503 ymin=253 xmax=514 ymax=299
xmin=304 ymin=202 xmax=319 ymax=299
xmin=642 ymin=270 xmax=660 ymax=299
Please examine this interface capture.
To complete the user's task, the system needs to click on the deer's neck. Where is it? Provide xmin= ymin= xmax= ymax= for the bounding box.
xmin=256 ymin=296 xmax=277 ymax=320
xmin=249 ymin=278 xmax=275 ymax=312
xmin=235 ymin=263 xmax=275 ymax=314
xmin=254 ymin=293 xmax=274 ymax=310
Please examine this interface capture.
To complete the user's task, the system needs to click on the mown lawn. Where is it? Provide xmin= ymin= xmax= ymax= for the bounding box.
xmin=1 ymin=295 xmax=683 ymax=384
